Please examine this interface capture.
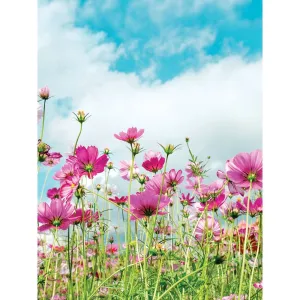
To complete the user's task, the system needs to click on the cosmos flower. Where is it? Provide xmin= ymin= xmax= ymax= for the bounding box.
xmin=106 ymin=244 xmax=118 ymax=255
xmin=38 ymin=199 xmax=76 ymax=232
xmin=119 ymin=160 xmax=139 ymax=181
xmin=145 ymin=173 xmax=169 ymax=195
xmin=47 ymin=187 xmax=61 ymax=200
xmin=39 ymin=86 xmax=50 ymax=100
xmin=165 ymin=169 xmax=184 ymax=189
xmin=195 ymin=216 xmax=221 ymax=242
xmin=179 ymin=193 xmax=195 ymax=206
xmin=53 ymin=162 xmax=79 ymax=183
xmin=142 ymin=150 xmax=165 ymax=173
xmin=114 ymin=127 xmax=144 ymax=144
xmin=226 ymin=149 xmax=262 ymax=190
xmin=109 ymin=196 xmax=128 ymax=206
xmin=129 ymin=190 xmax=171 ymax=220
xmin=236 ymin=197 xmax=263 ymax=217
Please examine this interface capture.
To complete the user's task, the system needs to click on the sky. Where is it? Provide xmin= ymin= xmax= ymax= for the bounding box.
xmin=37 ymin=0 xmax=262 ymax=224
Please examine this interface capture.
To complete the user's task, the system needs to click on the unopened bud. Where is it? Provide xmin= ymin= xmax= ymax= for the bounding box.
xmin=39 ymin=86 xmax=50 ymax=100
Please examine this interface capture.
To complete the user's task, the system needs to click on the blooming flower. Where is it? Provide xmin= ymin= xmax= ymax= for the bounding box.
xmin=142 ymin=150 xmax=165 ymax=173
xmin=220 ymin=200 xmax=242 ymax=220
xmin=42 ymin=152 xmax=62 ymax=166
xmin=119 ymin=160 xmax=139 ymax=180
xmin=185 ymin=162 xmax=203 ymax=179
xmin=195 ymin=216 xmax=221 ymax=242
xmin=47 ymin=187 xmax=61 ymax=200
xmin=38 ymin=199 xmax=76 ymax=232
xmin=217 ymin=168 xmax=245 ymax=196
xmin=129 ymin=190 xmax=171 ymax=220
xmin=236 ymin=197 xmax=263 ymax=217
xmin=165 ymin=169 xmax=184 ymax=189
xmin=109 ymin=196 xmax=128 ymax=206
xmin=114 ymin=127 xmax=144 ymax=144
xmin=72 ymin=209 xmax=93 ymax=225
xmin=145 ymin=174 xmax=169 ymax=195
xmin=197 ymin=192 xmax=226 ymax=212
xmin=180 ymin=193 xmax=195 ymax=206
xmin=226 ymin=149 xmax=262 ymax=190
xmin=74 ymin=146 xmax=108 ymax=179
xmin=106 ymin=244 xmax=118 ymax=255
xmin=185 ymin=177 xmax=203 ymax=194
xmin=53 ymin=162 xmax=79 ymax=183
xmin=60 ymin=174 xmax=80 ymax=202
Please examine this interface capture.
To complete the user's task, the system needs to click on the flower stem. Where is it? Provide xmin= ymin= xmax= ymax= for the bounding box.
xmin=73 ymin=122 xmax=83 ymax=155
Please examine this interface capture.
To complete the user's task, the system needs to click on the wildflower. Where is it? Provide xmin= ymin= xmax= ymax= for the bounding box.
xmin=103 ymin=147 xmax=111 ymax=155
xmin=74 ymin=146 xmax=108 ymax=179
xmin=253 ymin=281 xmax=263 ymax=289
xmin=53 ymin=162 xmax=79 ymax=183
xmin=39 ymin=86 xmax=50 ymax=100
xmin=132 ymin=142 xmax=142 ymax=156
xmin=226 ymin=149 xmax=262 ymax=190
xmin=47 ymin=187 xmax=61 ymax=200
xmin=145 ymin=173 xmax=169 ymax=195
xmin=60 ymin=174 xmax=80 ymax=201
xmin=72 ymin=209 xmax=93 ymax=225
xmin=159 ymin=143 xmax=180 ymax=156
xmin=185 ymin=177 xmax=203 ymax=194
xmin=73 ymin=110 xmax=91 ymax=123
xmin=220 ymin=200 xmax=242 ymax=220
xmin=109 ymin=196 xmax=127 ymax=206
xmin=38 ymin=199 xmax=76 ymax=232
xmin=180 ymin=193 xmax=195 ymax=206
xmin=195 ymin=216 xmax=221 ymax=242
xmin=236 ymin=197 xmax=263 ymax=217
xmin=165 ymin=169 xmax=184 ymax=189
xmin=106 ymin=244 xmax=118 ymax=255
xmin=129 ymin=190 xmax=171 ymax=220
xmin=42 ymin=152 xmax=62 ymax=166
xmin=114 ymin=127 xmax=144 ymax=144
xmin=217 ymin=168 xmax=245 ymax=196
xmin=196 ymin=191 xmax=226 ymax=212
xmin=142 ymin=150 xmax=165 ymax=173
xmin=185 ymin=162 xmax=204 ymax=179
xmin=119 ymin=160 xmax=139 ymax=181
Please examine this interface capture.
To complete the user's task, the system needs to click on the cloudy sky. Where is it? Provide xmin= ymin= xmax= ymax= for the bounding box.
xmin=38 ymin=0 xmax=262 ymax=206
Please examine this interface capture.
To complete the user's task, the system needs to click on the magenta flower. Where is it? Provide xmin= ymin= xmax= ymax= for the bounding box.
xmin=236 ymin=197 xmax=263 ymax=217
xmin=119 ymin=160 xmax=139 ymax=180
xmin=47 ymin=187 xmax=61 ymax=200
xmin=185 ymin=162 xmax=203 ymax=179
xmin=180 ymin=193 xmax=195 ymax=206
xmin=39 ymin=86 xmax=50 ymax=100
xmin=217 ymin=161 xmax=245 ymax=196
xmin=198 ymin=192 xmax=226 ymax=212
xmin=72 ymin=209 xmax=93 ymax=225
xmin=185 ymin=177 xmax=203 ymax=194
xmin=145 ymin=174 xmax=169 ymax=195
xmin=165 ymin=169 xmax=184 ymax=189
xmin=253 ymin=281 xmax=263 ymax=289
xmin=114 ymin=127 xmax=144 ymax=144
xmin=109 ymin=196 xmax=128 ymax=206
xmin=42 ymin=152 xmax=62 ymax=166
xmin=38 ymin=199 xmax=76 ymax=232
xmin=75 ymin=146 xmax=108 ymax=179
xmin=129 ymin=190 xmax=171 ymax=220
xmin=142 ymin=150 xmax=165 ymax=173
xmin=195 ymin=216 xmax=221 ymax=242
xmin=226 ymin=149 xmax=262 ymax=190
xmin=53 ymin=162 xmax=79 ymax=183
xmin=106 ymin=244 xmax=118 ymax=255
xmin=220 ymin=200 xmax=242 ymax=220
xmin=60 ymin=174 xmax=80 ymax=202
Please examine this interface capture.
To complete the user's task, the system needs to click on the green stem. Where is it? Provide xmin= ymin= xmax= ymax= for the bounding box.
xmin=73 ymin=122 xmax=83 ymax=155
xmin=238 ymin=182 xmax=253 ymax=299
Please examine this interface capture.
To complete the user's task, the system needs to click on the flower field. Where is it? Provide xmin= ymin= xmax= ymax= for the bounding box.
xmin=37 ymin=87 xmax=263 ymax=300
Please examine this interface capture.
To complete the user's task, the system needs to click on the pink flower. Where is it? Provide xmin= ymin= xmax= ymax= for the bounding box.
xmin=60 ymin=174 xmax=80 ymax=201
xmin=119 ymin=160 xmax=139 ymax=180
xmin=217 ymin=168 xmax=245 ymax=196
xmin=253 ymin=281 xmax=263 ymax=289
xmin=220 ymin=200 xmax=242 ymax=220
xmin=38 ymin=199 xmax=76 ymax=232
xmin=195 ymin=216 xmax=221 ymax=242
xmin=114 ymin=127 xmax=144 ymax=144
xmin=47 ymin=187 xmax=61 ymax=200
xmin=72 ymin=209 xmax=93 ymax=225
xmin=185 ymin=162 xmax=203 ymax=179
xmin=109 ymin=196 xmax=128 ymax=206
xmin=165 ymin=169 xmax=184 ymax=189
xmin=42 ymin=152 xmax=62 ymax=166
xmin=75 ymin=146 xmax=108 ymax=179
xmin=185 ymin=177 xmax=203 ymax=194
xmin=237 ymin=197 xmax=263 ymax=217
xmin=197 ymin=192 xmax=226 ymax=212
xmin=129 ymin=190 xmax=171 ymax=220
xmin=226 ymin=149 xmax=262 ymax=190
xmin=53 ymin=162 xmax=79 ymax=183
xmin=106 ymin=244 xmax=118 ymax=255
xmin=142 ymin=150 xmax=165 ymax=173
xmin=219 ymin=295 xmax=246 ymax=300
xmin=39 ymin=86 xmax=50 ymax=100
xmin=180 ymin=193 xmax=195 ymax=206
xmin=145 ymin=174 xmax=169 ymax=195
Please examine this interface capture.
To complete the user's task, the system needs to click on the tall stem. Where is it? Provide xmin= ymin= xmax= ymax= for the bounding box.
xmin=73 ymin=122 xmax=83 ymax=155
xmin=238 ymin=182 xmax=252 ymax=299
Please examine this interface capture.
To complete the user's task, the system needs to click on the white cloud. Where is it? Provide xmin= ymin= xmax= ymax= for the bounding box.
xmin=39 ymin=0 xmax=261 ymax=185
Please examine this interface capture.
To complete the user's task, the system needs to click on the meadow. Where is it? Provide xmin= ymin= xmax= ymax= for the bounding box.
xmin=37 ymin=86 xmax=262 ymax=300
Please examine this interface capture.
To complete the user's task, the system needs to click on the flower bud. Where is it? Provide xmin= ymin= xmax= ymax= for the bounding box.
xmin=39 ymin=86 xmax=50 ymax=100
xmin=132 ymin=142 xmax=141 ymax=156
xmin=107 ymin=162 xmax=114 ymax=170
xmin=96 ymin=184 xmax=101 ymax=191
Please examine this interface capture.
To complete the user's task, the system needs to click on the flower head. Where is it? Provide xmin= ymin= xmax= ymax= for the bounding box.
xmin=39 ymin=86 xmax=50 ymax=100
xmin=114 ymin=127 xmax=144 ymax=144
xmin=195 ymin=216 xmax=221 ymax=242
xmin=165 ymin=169 xmax=184 ymax=189
xmin=226 ymin=149 xmax=262 ymax=190
xmin=109 ymin=196 xmax=127 ymax=206
xmin=236 ymin=197 xmax=263 ymax=217
xmin=75 ymin=146 xmax=109 ymax=179
xmin=142 ymin=150 xmax=165 ymax=173
xmin=47 ymin=187 xmax=61 ymax=200
xmin=180 ymin=193 xmax=195 ymax=206
xmin=38 ymin=199 xmax=76 ymax=232
xmin=119 ymin=160 xmax=139 ymax=181
xmin=129 ymin=190 xmax=171 ymax=220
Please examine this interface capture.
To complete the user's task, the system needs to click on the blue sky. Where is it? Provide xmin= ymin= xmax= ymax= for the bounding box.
xmin=38 ymin=0 xmax=262 ymax=219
